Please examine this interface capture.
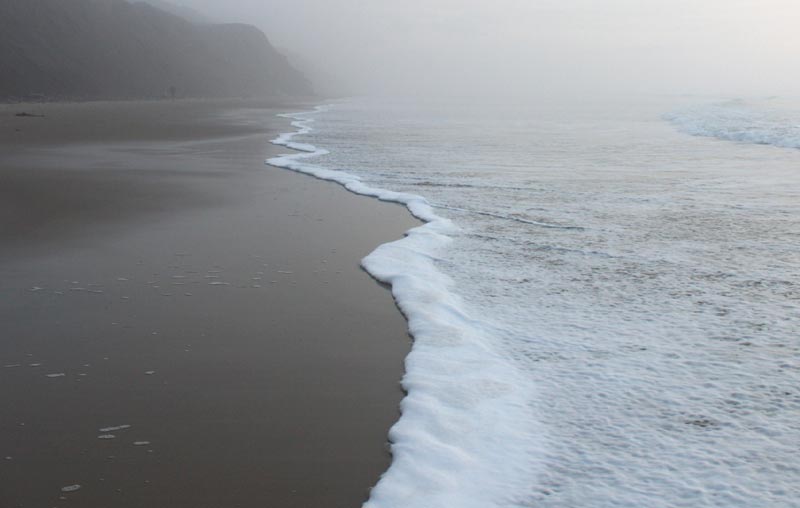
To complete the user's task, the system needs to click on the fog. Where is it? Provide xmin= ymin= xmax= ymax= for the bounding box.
xmin=172 ymin=0 xmax=800 ymax=98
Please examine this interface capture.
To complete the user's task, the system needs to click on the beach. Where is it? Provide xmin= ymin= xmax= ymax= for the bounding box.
xmin=0 ymin=99 xmax=418 ymax=508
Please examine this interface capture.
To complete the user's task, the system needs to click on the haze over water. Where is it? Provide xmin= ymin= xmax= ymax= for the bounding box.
xmin=177 ymin=0 xmax=800 ymax=98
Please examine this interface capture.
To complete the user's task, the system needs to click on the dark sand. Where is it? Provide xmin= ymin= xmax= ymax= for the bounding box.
xmin=0 ymin=99 xmax=418 ymax=507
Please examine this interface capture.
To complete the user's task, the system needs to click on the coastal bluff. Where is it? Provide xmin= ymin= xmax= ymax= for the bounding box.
xmin=0 ymin=0 xmax=312 ymax=101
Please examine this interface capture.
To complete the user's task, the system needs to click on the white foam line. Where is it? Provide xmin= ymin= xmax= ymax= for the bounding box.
xmin=267 ymin=106 xmax=540 ymax=508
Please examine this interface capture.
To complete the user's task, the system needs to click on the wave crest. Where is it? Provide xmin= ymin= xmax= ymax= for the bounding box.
xmin=665 ymin=99 xmax=800 ymax=150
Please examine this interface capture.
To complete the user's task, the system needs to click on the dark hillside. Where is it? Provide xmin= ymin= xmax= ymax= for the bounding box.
xmin=0 ymin=0 xmax=312 ymax=101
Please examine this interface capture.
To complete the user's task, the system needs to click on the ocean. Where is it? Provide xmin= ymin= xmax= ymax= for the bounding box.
xmin=269 ymin=95 xmax=800 ymax=508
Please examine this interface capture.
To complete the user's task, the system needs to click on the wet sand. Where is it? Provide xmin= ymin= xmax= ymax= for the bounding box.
xmin=0 ymin=99 xmax=418 ymax=507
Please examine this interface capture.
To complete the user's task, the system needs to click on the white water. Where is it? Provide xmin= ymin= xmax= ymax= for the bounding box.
xmin=268 ymin=96 xmax=800 ymax=507
xmin=666 ymin=98 xmax=800 ymax=150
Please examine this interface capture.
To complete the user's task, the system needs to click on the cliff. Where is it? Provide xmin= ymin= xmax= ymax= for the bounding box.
xmin=0 ymin=0 xmax=313 ymax=101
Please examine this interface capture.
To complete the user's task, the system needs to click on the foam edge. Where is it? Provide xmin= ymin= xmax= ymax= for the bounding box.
xmin=267 ymin=106 xmax=541 ymax=508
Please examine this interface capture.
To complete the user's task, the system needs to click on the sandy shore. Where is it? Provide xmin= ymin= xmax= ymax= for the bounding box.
xmin=0 ymin=99 xmax=418 ymax=507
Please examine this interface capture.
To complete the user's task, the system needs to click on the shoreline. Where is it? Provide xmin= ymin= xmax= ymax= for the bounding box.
xmin=269 ymin=106 xmax=538 ymax=508
xmin=0 ymin=98 xmax=419 ymax=507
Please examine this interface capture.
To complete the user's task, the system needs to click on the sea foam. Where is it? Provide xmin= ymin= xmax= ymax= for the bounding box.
xmin=267 ymin=107 xmax=540 ymax=508
xmin=267 ymin=97 xmax=800 ymax=507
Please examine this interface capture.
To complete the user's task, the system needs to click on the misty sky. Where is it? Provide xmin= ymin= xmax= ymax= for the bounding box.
xmin=172 ymin=0 xmax=800 ymax=97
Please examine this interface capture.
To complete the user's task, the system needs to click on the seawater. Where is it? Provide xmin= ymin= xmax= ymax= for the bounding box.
xmin=269 ymin=96 xmax=800 ymax=508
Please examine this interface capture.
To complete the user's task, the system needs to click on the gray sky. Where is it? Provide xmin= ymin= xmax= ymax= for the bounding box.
xmin=172 ymin=0 xmax=800 ymax=97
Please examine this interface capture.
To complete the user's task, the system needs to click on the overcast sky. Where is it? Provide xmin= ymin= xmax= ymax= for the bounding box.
xmin=172 ymin=0 xmax=800 ymax=97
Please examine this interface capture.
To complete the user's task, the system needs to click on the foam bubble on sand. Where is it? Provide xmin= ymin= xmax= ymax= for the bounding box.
xmin=61 ymin=485 xmax=81 ymax=493
xmin=46 ymin=373 xmax=66 ymax=378
xmin=145 ymin=371 xmax=156 ymax=375
xmin=98 ymin=424 xmax=131 ymax=433
xmin=268 ymin=107 xmax=540 ymax=508
xmin=99 ymin=424 xmax=131 ymax=432
xmin=97 ymin=434 xmax=116 ymax=439
xmin=4 ymin=364 xmax=21 ymax=368
xmin=133 ymin=441 xmax=150 ymax=446
xmin=208 ymin=282 xmax=230 ymax=286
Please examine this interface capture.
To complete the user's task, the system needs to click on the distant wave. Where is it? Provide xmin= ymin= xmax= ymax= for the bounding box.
xmin=665 ymin=99 xmax=800 ymax=150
